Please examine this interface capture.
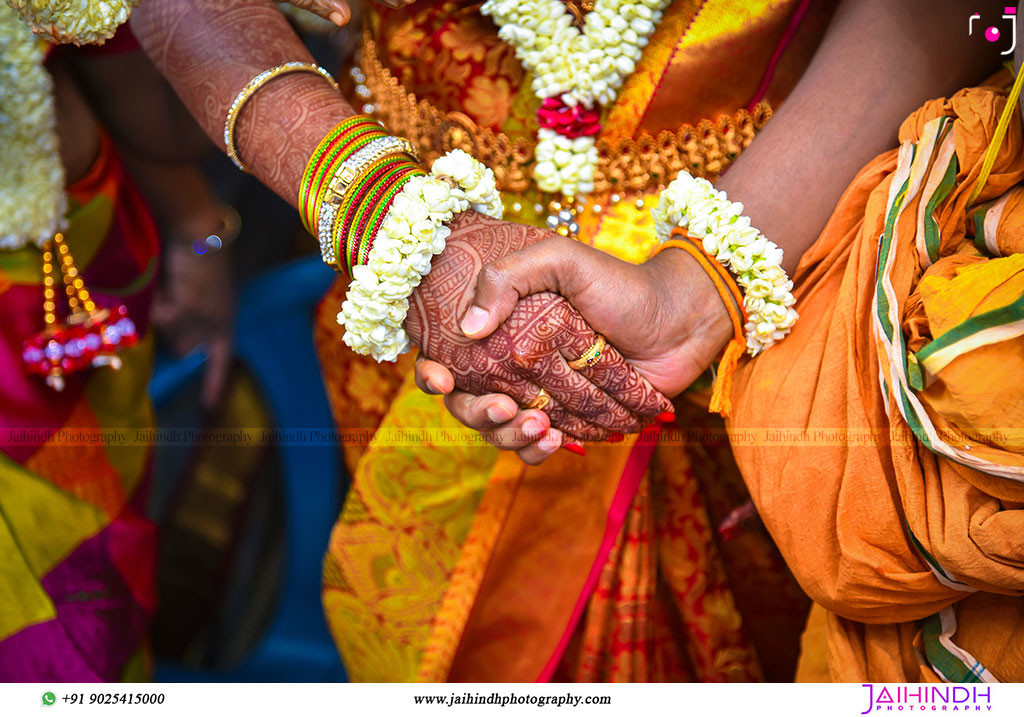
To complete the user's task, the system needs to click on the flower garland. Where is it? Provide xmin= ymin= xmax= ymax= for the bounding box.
xmin=652 ymin=172 xmax=798 ymax=355
xmin=1 ymin=0 xmax=140 ymax=250
xmin=338 ymin=149 xmax=502 ymax=362
xmin=481 ymin=0 xmax=668 ymax=198
xmin=6 ymin=0 xmax=140 ymax=45
xmin=0 ymin=2 xmax=66 ymax=250
xmin=2 ymin=2 xmax=141 ymax=393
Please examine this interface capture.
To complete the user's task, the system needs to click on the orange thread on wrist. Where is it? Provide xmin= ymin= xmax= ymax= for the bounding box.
xmin=650 ymin=229 xmax=747 ymax=417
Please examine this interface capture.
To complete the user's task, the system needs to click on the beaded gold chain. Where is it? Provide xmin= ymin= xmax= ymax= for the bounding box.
xmin=351 ymin=30 xmax=771 ymax=242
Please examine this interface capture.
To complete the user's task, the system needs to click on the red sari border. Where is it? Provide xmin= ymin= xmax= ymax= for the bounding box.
xmin=536 ymin=423 xmax=664 ymax=682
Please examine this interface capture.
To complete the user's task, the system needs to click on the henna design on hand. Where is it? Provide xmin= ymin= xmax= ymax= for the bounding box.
xmin=131 ymin=0 xmax=354 ymax=205
xmin=407 ymin=213 xmax=668 ymax=439
xmin=556 ymin=312 xmax=670 ymax=421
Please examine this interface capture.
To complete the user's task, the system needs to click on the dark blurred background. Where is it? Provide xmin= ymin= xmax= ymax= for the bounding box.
xmin=138 ymin=6 xmax=367 ymax=682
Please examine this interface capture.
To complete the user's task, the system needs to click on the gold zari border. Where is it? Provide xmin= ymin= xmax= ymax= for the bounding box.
xmin=361 ymin=31 xmax=772 ymax=196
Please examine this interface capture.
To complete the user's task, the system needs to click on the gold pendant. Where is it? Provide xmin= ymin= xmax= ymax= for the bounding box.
xmin=21 ymin=233 xmax=138 ymax=391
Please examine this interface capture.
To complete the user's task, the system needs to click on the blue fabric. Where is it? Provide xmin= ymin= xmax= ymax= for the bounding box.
xmin=152 ymin=256 xmax=346 ymax=682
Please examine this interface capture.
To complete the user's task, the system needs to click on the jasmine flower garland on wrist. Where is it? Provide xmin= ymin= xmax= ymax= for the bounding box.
xmin=337 ymin=149 xmax=503 ymax=362
xmin=652 ymin=172 xmax=798 ymax=355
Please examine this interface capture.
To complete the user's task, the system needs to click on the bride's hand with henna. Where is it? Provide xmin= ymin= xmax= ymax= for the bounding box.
xmin=414 ymin=234 xmax=734 ymax=464
xmin=403 ymin=212 xmax=674 ymax=448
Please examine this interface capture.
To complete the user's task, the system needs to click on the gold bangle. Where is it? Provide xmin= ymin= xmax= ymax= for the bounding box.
xmin=224 ymin=62 xmax=340 ymax=173
xmin=568 ymin=335 xmax=607 ymax=370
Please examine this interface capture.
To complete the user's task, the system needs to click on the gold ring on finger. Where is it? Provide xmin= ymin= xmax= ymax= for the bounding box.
xmin=524 ymin=387 xmax=551 ymax=411
xmin=568 ymin=335 xmax=607 ymax=371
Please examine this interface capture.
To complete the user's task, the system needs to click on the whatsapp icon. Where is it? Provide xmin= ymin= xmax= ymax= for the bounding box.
xmin=42 ymin=692 xmax=56 ymax=706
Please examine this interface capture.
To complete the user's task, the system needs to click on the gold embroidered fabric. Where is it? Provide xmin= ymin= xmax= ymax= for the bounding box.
xmin=361 ymin=31 xmax=772 ymax=196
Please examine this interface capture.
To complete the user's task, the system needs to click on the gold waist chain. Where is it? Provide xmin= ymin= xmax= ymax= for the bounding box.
xmin=356 ymin=28 xmax=772 ymax=202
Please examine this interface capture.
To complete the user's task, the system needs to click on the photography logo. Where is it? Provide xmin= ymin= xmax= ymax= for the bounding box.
xmin=970 ymin=7 xmax=1017 ymax=55
xmin=860 ymin=684 xmax=993 ymax=714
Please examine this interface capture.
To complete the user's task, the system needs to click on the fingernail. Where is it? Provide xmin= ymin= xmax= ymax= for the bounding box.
xmin=333 ymin=4 xmax=354 ymax=24
xmin=719 ymin=525 xmax=741 ymax=541
xmin=523 ymin=418 xmax=545 ymax=437
xmin=656 ymin=411 xmax=676 ymax=423
xmin=486 ymin=403 xmax=515 ymax=424
xmin=563 ymin=441 xmax=586 ymax=456
xmin=608 ymin=432 xmax=623 ymax=443
xmin=540 ymin=429 xmax=562 ymax=452
xmin=460 ymin=306 xmax=489 ymax=336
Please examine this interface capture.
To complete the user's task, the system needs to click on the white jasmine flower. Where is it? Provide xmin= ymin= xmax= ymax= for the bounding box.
xmin=481 ymin=0 xmax=669 ymax=196
xmin=652 ymin=170 xmax=797 ymax=355
xmin=339 ymin=150 xmax=503 ymax=362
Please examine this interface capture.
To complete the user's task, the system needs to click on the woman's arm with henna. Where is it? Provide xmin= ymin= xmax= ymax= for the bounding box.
xmin=130 ymin=0 xmax=353 ymax=206
xmin=131 ymin=0 xmax=671 ymax=438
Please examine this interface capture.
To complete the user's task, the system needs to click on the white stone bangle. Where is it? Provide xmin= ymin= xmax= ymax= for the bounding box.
xmin=315 ymin=135 xmax=417 ymax=266
xmin=224 ymin=62 xmax=340 ymax=173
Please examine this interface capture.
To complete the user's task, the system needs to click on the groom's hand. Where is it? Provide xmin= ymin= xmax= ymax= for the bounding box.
xmin=458 ymin=234 xmax=733 ymax=397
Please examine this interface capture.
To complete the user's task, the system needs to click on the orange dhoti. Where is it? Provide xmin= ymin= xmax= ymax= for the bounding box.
xmin=730 ymin=86 xmax=1024 ymax=682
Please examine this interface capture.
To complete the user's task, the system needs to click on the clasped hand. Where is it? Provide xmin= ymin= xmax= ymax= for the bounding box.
xmin=404 ymin=212 xmax=733 ymax=464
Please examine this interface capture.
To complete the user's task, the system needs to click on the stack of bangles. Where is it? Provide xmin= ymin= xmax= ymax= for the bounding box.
xmin=226 ymin=63 xmax=503 ymax=363
xmin=298 ymin=120 xmax=503 ymax=362
xmin=651 ymin=171 xmax=799 ymax=416
xmin=225 ymin=62 xmax=502 ymax=363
